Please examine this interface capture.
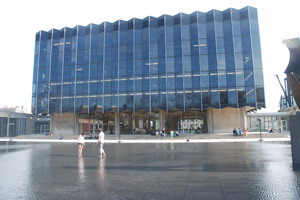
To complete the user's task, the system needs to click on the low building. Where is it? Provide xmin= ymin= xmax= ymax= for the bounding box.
xmin=0 ymin=110 xmax=34 ymax=137
xmin=246 ymin=112 xmax=291 ymax=133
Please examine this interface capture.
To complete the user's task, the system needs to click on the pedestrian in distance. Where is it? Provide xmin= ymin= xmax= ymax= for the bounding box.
xmin=156 ymin=130 xmax=159 ymax=137
xmin=243 ymin=128 xmax=247 ymax=136
xmin=170 ymin=130 xmax=174 ymax=139
xmin=98 ymin=129 xmax=106 ymax=158
xmin=238 ymin=128 xmax=243 ymax=136
xmin=233 ymin=128 xmax=237 ymax=136
xmin=77 ymin=132 xmax=85 ymax=157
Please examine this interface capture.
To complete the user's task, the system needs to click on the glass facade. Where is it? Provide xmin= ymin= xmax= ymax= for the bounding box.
xmin=0 ymin=117 xmax=27 ymax=137
xmin=32 ymin=6 xmax=265 ymax=115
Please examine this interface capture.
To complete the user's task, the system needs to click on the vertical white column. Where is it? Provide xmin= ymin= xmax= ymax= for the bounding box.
xmin=207 ymin=108 xmax=214 ymax=133
xmin=60 ymin=28 xmax=66 ymax=114
xmin=35 ymin=31 xmax=42 ymax=115
xmin=159 ymin=110 xmax=165 ymax=132
xmin=240 ymin=107 xmax=247 ymax=129
xmin=6 ymin=113 xmax=10 ymax=137
xmin=114 ymin=112 xmax=120 ymax=135
xmin=74 ymin=26 xmax=79 ymax=113
xmin=48 ymin=30 xmax=53 ymax=114
xmin=87 ymin=24 xmax=92 ymax=114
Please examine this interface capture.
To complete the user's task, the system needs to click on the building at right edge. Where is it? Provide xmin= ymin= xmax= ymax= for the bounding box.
xmin=32 ymin=6 xmax=265 ymax=135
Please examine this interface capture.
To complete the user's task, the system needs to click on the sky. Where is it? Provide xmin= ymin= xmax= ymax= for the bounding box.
xmin=0 ymin=0 xmax=299 ymax=113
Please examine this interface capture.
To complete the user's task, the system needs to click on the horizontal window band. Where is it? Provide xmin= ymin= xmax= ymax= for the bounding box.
xmin=49 ymin=88 xmax=247 ymax=99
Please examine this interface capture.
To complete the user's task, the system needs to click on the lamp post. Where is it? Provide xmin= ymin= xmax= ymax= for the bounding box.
xmin=6 ymin=112 xmax=14 ymax=137
xmin=118 ymin=123 xmax=121 ymax=143
xmin=257 ymin=119 xmax=263 ymax=142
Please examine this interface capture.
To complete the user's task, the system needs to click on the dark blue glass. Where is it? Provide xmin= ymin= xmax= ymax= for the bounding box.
xmin=135 ymin=79 xmax=142 ymax=91
xmin=238 ymin=90 xmax=246 ymax=107
xmin=111 ymin=81 xmax=118 ymax=93
xmin=104 ymin=96 xmax=112 ymax=111
xmin=227 ymin=73 xmax=236 ymax=87
xmin=217 ymin=54 xmax=226 ymax=70
xmin=166 ymin=57 xmax=174 ymax=73
xmin=209 ymin=74 xmax=218 ymax=88
xmin=183 ymin=56 xmax=191 ymax=72
xmin=135 ymin=60 xmax=142 ymax=75
xmin=175 ymin=77 xmax=183 ymax=90
xmin=246 ymin=86 xmax=255 ymax=106
xmin=143 ymin=79 xmax=149 ymax=92
xmin=159 ymin=94 xmax=167 ymax=109
xmin=192 ymin=76 xmax=200 ymax=89
xmin=211 ymin=92 xmax=219 ymax=107
xmin=202 ymin=92 xmax=211 ymax=108
xmin=244 ymin=69 xmax=254 ymax=86
xmin=182 ymin=25 xmax=190 ymax=40
xmin=142 ymin=95 xmax=150 ymax=111
xmin=201 ymin=74 xmax=209 ymax=89
xmin=127 ymin=80 xmax=133 ymax=92
xmin=191 ymin=55 xmax=200 ymax=72
xmin=127 ymin=96 xmax=133 ymax=110
xmin=158 ymin=27 xmax=165 ymax=43
xmin=192 ymin=92 xmax=201 ymax=108
xmin=184 ymin=77 xmax=192 ymax=89
xmin=158 ymin=58 xmax=166 ymax=74
xmin=174 ymin=40 xmax=182 ymax=57
xmin=236 ymin=70 xmax=245 ymax=87
xmin=185 ymin=93 xmax=193 ymax=109
xmin=167 ymin=78 xmax=175 ymax=90
xmin=175 ymin=93 xmax=183 ymax=108
xmin=151 ymin=78 xmax=159 ymax=91
xmin=200 ymin=55 xmax=208 ymax=71
xmin=151 ymin=94 xmax=159 ymax=110
xmin=208 ymin=54 xmax=217 ymax=71
xmin=220 ymin=91 xmax=228 ymax=107
xmin=228 ymin=91 xmax=237 ymax=106
xmin=219 ymin=74 xmax=227 ymax=88
xmin=216 ymin=38 xmax=225 ymax=54
xmin=168 ymin=93 xmax=176 ymax=109
xmin=112 ymin=96 xmax=118 ymax=108
xmin=119 ymin=96 xmax=127 ymax=111
xmin=127 ymin=60 xmax=133 ymax=76
xmin=165 ymin=26 xmax=174 ymax=42
xmin=175 ymin=57 xmax=182 ymax=73
xmin=159 ymin=78 xmax=166 ymax=90
xmin=241 ymin=18 xmax=250 ymax=36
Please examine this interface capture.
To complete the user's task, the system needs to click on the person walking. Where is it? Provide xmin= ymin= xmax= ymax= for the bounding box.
xmin=233 ymin=128 xmax=237 ymax=136
xmin=98 ymin=129 xmax=106 ymax=158
xmin=155 ymin=130 xmax=159 ymax=137
xmin=77 ymin=132 xmax=85 ymax=157
xmin=170 ymin=130 xmax=174 ymax=139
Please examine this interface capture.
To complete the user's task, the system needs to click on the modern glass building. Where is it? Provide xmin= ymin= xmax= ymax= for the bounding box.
xmin=32 ymin=6 xmax=265 ymax=135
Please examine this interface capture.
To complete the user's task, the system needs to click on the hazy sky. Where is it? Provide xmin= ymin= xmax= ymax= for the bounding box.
xmin=0 ymin=0 xmax=299 ymax=112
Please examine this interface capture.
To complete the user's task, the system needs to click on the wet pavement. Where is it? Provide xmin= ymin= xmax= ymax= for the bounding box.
xmin=0 ymin=141 xmax=300 ymax=200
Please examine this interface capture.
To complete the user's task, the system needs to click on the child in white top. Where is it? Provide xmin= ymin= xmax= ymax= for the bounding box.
xmin=77 ymin=133 xmax=85 ymax=157
xmin=98 ymin=129 xmax=106 ymax=158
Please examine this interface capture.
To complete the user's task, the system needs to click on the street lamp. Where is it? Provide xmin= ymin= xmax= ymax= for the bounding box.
xmin=118 ymin=122 xmax=123 ymax=143
xmin=257 ymin=119 xmax=263 ymax=142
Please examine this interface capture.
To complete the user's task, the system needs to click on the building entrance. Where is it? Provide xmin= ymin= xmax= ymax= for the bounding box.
xmin=78 ymin=110 xmax=207 ymax=135
xmin=165 ymin=110 xmax=208 ymax=134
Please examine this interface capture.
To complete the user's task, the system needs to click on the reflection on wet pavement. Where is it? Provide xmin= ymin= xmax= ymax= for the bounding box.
xmin=0 ymin=141 xmax=300 ymax=199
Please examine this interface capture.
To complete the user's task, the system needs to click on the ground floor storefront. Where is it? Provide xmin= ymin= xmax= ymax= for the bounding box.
xmin=50 ymin=107 xmax=251 ymax=135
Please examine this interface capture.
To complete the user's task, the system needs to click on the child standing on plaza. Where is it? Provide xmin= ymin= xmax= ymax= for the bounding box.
xmin=77 ymin=133 xmax=85 ymax=157
xmin=98 ymin=129 xmax=106 ymax=158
